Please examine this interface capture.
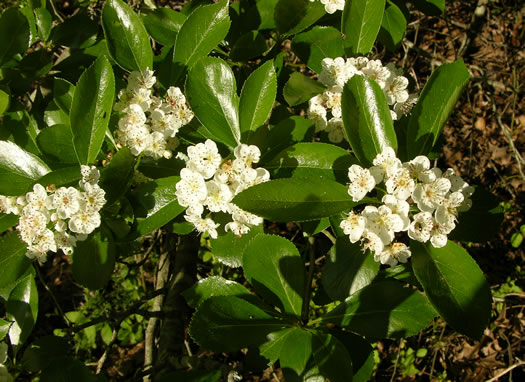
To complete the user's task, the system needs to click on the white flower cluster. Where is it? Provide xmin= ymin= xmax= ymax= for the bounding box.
xmin=0 ymin=166 xmax=106 ymax=263
xmin=114 ymin=68 xmax=194 ymax=159
xmin=308 ymin=57 xmax=418 ymax=143
xmin=309 ymin=0 xmax=345 ymax=14
xmin=340 ymin=147 xmax=474 ymax=267
xmin=176 ymin=140 xmax=270 ymax=238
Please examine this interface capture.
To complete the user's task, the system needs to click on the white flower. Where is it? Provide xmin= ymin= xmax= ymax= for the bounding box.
xmin=307 ymin=96 xmax=328 ymax=132
xmin=186 ymin=139 xmax=222 ymax=179
xmin=17 ymin=210 xmax=49 ymax=243
xmin=68 ymin=210 xmax=101 ymax=234
xmin=325 ymin=117 xmax=345 ymax=143
xmin=25 ymin=183 xmax=52 ymax=213
xmin=80 ymin=183 xmax=106 ymax=212
xmin=361 ymin=230 xmax=384 ymax=255
xmin=435 ymin=191 xmax=464 ymax=227
xmin=54 ymin=231 xmax=77 ymax=255
xmin=234 ymin=144 xmax=261 ymax=166
xmin=324 ymin=91 xmax=342 ymax=118
xmin=52 ymin=187 xmax=81 ymax=219
xmin=347 ymin=165 xmax=376 ymax=202
xmin=362 ymin=59 xmax=391 ymax=89
xmin=412 ymin=177 xmax=451 ymax=212
xmin=184 ymin=214 xmax=219 ymax=239
xmin=26 ymin=228 xmax=56 ymax=264
xmin=129 ymin=87 xmax=152 ymax=112
xmin=319 ymin=57 xmax=350 ymax=90
xmin=384 ymin=75 xmax=409 ymax=105
xmin=205 ymin=180 xmax=233 ymax=213
xmin=370 ymin=147 xmax=402 ymax=183
xmin=144 ymin=131 xmax=169 ymax=159
xmin=442 ymin=168 xmax=474 ymax=211
xmin=385 ymin=167 xmax=415 ymax=201
xmin=404 ymin=156 xmax=435 ymax=183
xmin=408 ymin=212 xmax=433 ymax=243
xmin=320 ymin=0 xmax=345 ymax=14
xmin=175 ymin=169 xmax=208 ymax=207
xmin=382 ymin=194 xmax=410 ymax=231
xmin=362 ymin=205 xmax=404 ymax=246
xmin=340 ymin=211 xmax=365 ymax=243
xmin=429 ymin=217 xmax=454 ymax=248
xmin=374 ymin=242 xmax=411 ymax=267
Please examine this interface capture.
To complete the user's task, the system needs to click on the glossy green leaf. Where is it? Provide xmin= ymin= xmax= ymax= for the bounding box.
xmin=450 ymin=186 xmax=504 ymax=242
xmin=322 ymin=238 xmax=380 ymax=301
xmin=21 ymin=335 xmax=70 ymax=373
xmin=266 ymin=142 xmax=357 ymax=183
xmin=279 ymin=328 xmax=313 ymax=375
xmin=244 ymin=0 xmax=278 ymax=30
xmin=260 ymin=328 xmax=296 ymax=364
xmin=291 ymin=26 xmax=345 ymax=73
xmin=72 ymin=231 xmax=116 ymax=290
xmin=244 ymin=235 xmax=305 ymax=317
xmin=99 ymin=147 xmax=136 ymax=206
xmin=185 ymin=57 xmax=240 ymax=147
xmin=142 ymin=8 xmax=186 ymax=47
xmin=131 ymin=176 xmax=185 ymax=237
xmin=49 ymin=12 xmax=98 ymax=49
xmin=239 ymin=60 xmax=276 ymax=137
xmin=183 ymin=276 xmax=252 ymax=308
xmin=0 ymin=318 xmax=9 ymax=340
xmin=378 ymin=2 xmax=407 ymax=51
xmin=0 ymin=213 xmax=18 ymax=234
xmin=171 ymin=0 xmax=230 ymax=85
xmin=0 ymin=7 xmax=30 ymax=66
xmin=37 ymin=166 xmax=81 ymax=189
xmin=102 ymin=0 xmax=153 ymax=72
xmin=321 ymin=280 xmax=436 ymax=338
xmin=411 ymin=0 xmax=445 ymax=15
xmin=0 ymin=231 xmax=31 ymax=301
xmin=189 ymin=295 xmax=285 ymax=352
xmin=6 ymin=273 xmax=38 ymax=345
xmin=34 ymin=7 xmax=52 ymax=43
xmin=53 ymin=78 xmax=75 ymax=114
xmin=234 ymin=178 xmax=357 ymax=222
xmin=296 ymin=331 xmax=353 ymax=382
xmin=230 ymin=30 xmax=268 ymax=62
xmin=210 ymin=224 xmax=263 ymax=267
xmin=70 ymin=55 xmax=115 ymax=165
xmin=341 ymin=75 xmax=397 ymax=167
xmin=0 ymin=88 xmax=9 ymax=116
xmin=406 ymin=60 xmax=469 ymax=158
xmin=411 ymin=240 xmax=492 ymax=340
xmin=332 ymin=330 xmax=374 ymax=382
xmin=283 ymin=72 xmax=326 ymax=106
xmin=274 ymin=0 xmax=326 ymax=36
xmin=39 ymin=356 xmax=99 ymax=382
xmin=37 ymin=124 xmax=78 ymax=164
xmin=342 ymin=0 xmax=385 ymax=56
xmin=0 ymin=140 xmax=50 ymax=195
xmin=44 ymin=103 xmax=69 ymax=127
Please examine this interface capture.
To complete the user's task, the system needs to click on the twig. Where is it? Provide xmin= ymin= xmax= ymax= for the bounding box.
xmin=321 ymin=229 xmax=336 ymax=244
xmin=486 ymin=361 xmax=525 ymax=382
xmin=96 ymin=327 xmax=118 ymax=374
xmin=301 ymin=237 xmax=316 ymax=324
xmin=143 ymin=251 xmax=171 ymax=382
xmin=390 ymin=339 xmax=403 ymax=382
xmin=429 ymin=323 xmax=447 ymax=380
xmin=36 ymin=266 xmax=71 ymax=327
xmin=49 ymin=0 xmax=65 ymax=22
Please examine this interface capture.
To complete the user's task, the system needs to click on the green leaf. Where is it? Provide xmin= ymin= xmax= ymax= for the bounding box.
xmin=292 ymin=331 xmax=353 ymax=382
xmin=274 ymin=0 xmax=326 ymax=36
xmin=342 ymin=0 xmax=385 ymax=56
xmin=37 ymin=166 xmax=81 ymax=189
xmin=34 ymin=7 xmax=52 ymax=43
xmin=70 ymin=55 xmax=115 ymax=165
xmin=102 ymin=0 xmax=153 ymax=72
xmin=283 ymin=72 xmax=326 ymax=107
xmin=411 ymin=0 xmax=445 ymax=16
xmin=244 ymin=235 xmax=305 ymax=317
xmin=260 ymin=328 xmax=296 ymax=364
xmin=0 ymin=231 xmax=31 ymax=301
xmin=210 ymin=223 xmax=263 ymax=267
xmin=39 ymin=356 xmax=99 ymax=382
xmin=49 ymin=12 xmax=98 ymax=49
xmin=245 ymin=0 xmax=279 ymax=30
xmin=189 ymin=295 xmax=285 ymax=352
xmin=291 ymin=26 xmax=345 ymax=73
xmin=260 ymin=116 xmax=315 ymax=162
xmin=321 ymin=280 xmax=436 ymax=338
xmin=230 ymin=30 xmax=268 ymax=62
xmin=332 ymin=330 xmax=374 ymax=382
xmin=99 ymin=147 xmax=136 ymax=206
xmin=44 ymin=102 xmax=69 ymax=127
xmin=131 ymin=176 xmax=185 ymax=237
xmin=0 ymin=213 xmax=18 ymax=234
xmin=185 ymin=57 xmax=240 ymax=147
xmin=279 ymin=328 xmax=314 ymax=376
xmin=0 ymin=7 xmax=30 ymax=66
xmin=142 ymin=8 xmax=186 ymax=47
xmin=266 ymin=142 xmax=357 ymax=183
xmin=6 ymin=273 xmax=38 ymax=345
xmin=342 ymin=75 xmax=397 ymax=167
xmin=450 ymin=186 xmax=503 ymax=242
xmin=0 ymin=318 xmax=9 ymax=340
xmin=322 ymin=238 xmax=380 ymax=301
xmin=410 ymin=240 xmax=492 ymax=340
xmin=405 ymin=60 xmax=469 ymax=158
xmin=37 ymin=124 xmax=78 ymax=164
xmin=53 ymin=78 xmax=75 ymax=114
xmin=21 ymin=335 xmax=70 ymax=373
xmin=183 ymin=276 xmax=252 ymax=308
xmin=0 ymin=88 xmax=9 ymax=116
xmin=0 ymin=140 xmax=50 ymax=195
xmin=171 ymin=0 xmax=230 ymax=85
xmin=72 ymin=231 xmax=116 ymax=290
xmin=239 ymin=60 xmax=277 ymax=137
xmin=378 ymin=2 xmax=407 ymax=51
xmin=233 ymin=178 xmax=357 ymax=222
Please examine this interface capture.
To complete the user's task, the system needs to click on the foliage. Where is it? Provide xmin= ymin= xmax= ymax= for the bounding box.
xmin=0 ymin=0 xmax=502 ymax=380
